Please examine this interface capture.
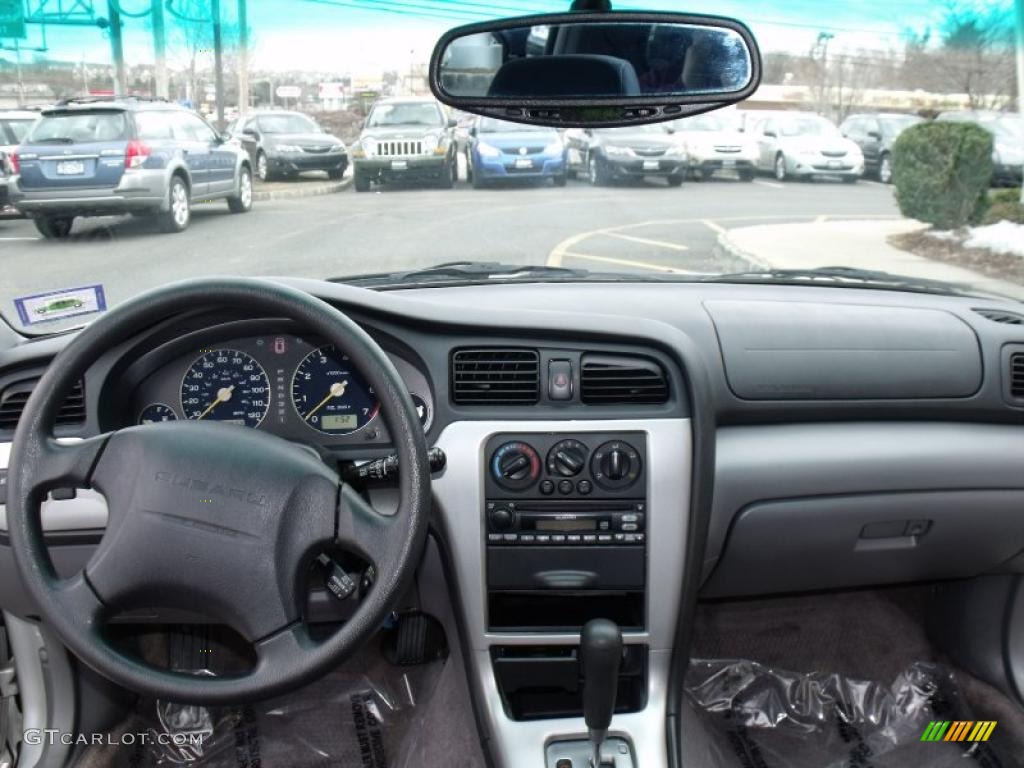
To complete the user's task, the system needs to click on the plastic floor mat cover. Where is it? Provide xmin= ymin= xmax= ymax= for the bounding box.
xmin=116 ymin=653 xmax=442 ymax=768
xmin=685 ymin=659 xmax=1011 ymax=768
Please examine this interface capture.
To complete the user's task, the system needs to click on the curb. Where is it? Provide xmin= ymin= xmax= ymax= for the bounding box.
xmin=253 ymin=177 xmax=350 ymax=202
xmin=715 ymin=229 xmax=771 ymax=270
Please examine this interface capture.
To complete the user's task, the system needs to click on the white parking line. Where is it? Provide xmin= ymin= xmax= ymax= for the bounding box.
xmin=701 ymin=219 xmax=726 ymax=235
xmin=0 ymin=237 xmax=39 ymax=241
xmin=602 ymin=232 xmax=689 ymax=251
xmin=559 ymin=251 xmax=695 ymax=274
xmin=753 ymin=180 xmax=785 ymax=189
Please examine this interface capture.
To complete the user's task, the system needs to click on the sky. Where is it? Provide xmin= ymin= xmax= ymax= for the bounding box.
xmin=0 ymin=0 xmax=1013 ymax=74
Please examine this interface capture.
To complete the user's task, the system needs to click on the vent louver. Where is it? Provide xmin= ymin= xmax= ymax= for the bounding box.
xmin=1010 ymin=353 xmax=1024 ymax=400
xmin=451 ymin=349 xmax=540 ymax=404
xmin=974 ymin=309 xmax=1024 ymax=325
xmin=0 ymin=379 xmax=86 ymax=432
xmin=581 ymin=354 xmax=668 ymax=404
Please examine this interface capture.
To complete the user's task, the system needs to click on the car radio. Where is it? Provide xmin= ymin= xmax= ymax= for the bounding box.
xmin=484 ymin=432 xmax=648 ymax=630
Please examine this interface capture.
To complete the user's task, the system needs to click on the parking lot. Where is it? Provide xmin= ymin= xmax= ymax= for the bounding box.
xmin=0 ymin=173 xmax=901 ymax=312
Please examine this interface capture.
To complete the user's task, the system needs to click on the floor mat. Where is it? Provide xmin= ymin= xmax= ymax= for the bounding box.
xmin=686 ymin=658 xmax=1014 ymax=768
xmin=97 ymin=649 xmax=444 ymax=768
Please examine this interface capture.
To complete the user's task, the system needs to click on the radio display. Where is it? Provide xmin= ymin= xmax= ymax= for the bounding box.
xmin=535 ymin=519 xmax=596 ymax=532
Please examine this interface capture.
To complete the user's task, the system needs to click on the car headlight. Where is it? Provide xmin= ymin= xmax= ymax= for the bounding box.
xmin=423 ymin=134 xmax=443 ymax=154
xmin=274 ymin=144 xmax=303 ymax=153
xmin=544 ymin=139 xmax=564 ymax=155
xmin=360 ymin=137 xmax=377 ymax=156
xmin=332 ymin=142 xmax=346 ymax=153
xmin=477 ymin=141 xmax=501 ymax=158
xmin=604 ymin=145 xmax=632 ymax=157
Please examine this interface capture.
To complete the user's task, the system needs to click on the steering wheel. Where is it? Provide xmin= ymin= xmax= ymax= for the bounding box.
xmin=6 ymin=278 xmax=430 ymax=704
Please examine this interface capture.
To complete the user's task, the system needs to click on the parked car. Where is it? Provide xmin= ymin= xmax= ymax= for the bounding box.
xmin=352 ymin=97 xmax=457 ymax=192
xmin=753 ymin=113 xmax=864 ymax=183
xmin=225 ymin=110 xmax=347 ymax=182
xmin=667 ymin=110 xmax=757 ymax=181
xmin=0 ymin=109 xmax=38 ymax=215
xmin=8 ymin=96 xmax=252 ymax=238
xmin=565 ymin=124 xmax=687 ymax=186
xmin=840 ymin=112 xmax=923 ymax=183
xmin=936 ymin=110 xmax=1024 ymax=187
xmin=465 ymin=117 xmax=566 ymax=188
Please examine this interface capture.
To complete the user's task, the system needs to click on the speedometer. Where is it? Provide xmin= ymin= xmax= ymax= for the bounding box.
xmin=291 ymin=345 xmax=379 ymax=435
xmin=180 ymin=349 xmax=270 ymax=428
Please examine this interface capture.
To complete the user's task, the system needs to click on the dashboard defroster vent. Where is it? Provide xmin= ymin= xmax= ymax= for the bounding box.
xmin=1010 ymin=353 xmax=1024 ymax=400
xmin=0 ymin=378 xmax=86 ymax=432
xmin=581 ymin=354 xmax=668 ymax=404
xmin=974 ymin=308 xmax=1024 ymax=325
xmin=451 ymin=349 xmax=540 ymax=405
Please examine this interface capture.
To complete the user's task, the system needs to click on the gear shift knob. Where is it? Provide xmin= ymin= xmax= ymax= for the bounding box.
xmin=580 ymin=619 xmax=622 ymax=766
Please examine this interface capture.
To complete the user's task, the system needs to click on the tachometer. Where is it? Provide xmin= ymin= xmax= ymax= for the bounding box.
xmin=291 ymin=345 xmax=379 ymax=434
xmin=180 ymin=349 xmax=270 ymax=428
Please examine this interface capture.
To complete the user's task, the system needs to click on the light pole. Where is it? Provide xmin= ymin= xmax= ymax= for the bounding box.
xmin=237 ymin=0 xmax=249 ymax=115
xmin=1015 ymin=0 xmax=1023 ymax=202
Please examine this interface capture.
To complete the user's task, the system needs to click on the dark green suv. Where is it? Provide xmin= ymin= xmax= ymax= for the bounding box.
xmin=352 ymin=97 xmax=457 ymax=191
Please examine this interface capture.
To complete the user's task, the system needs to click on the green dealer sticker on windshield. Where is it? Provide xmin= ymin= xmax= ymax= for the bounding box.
xmin=14 ymin=285 xmax=107 ymax=326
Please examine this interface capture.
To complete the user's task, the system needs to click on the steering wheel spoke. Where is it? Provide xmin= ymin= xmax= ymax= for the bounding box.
xmin=28 ymin=433 xmax=112 ymax=496
xmin=336 ymin=482 xmax=401 ymax=573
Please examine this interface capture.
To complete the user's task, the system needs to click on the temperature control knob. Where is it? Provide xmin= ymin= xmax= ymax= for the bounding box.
xmin=490 ymin=441 xmax=541 ymax=491
xmin=547 ymin=439 xmax=588 ymax=477
xmin=591 ymin=440 xmax=641 ymax=490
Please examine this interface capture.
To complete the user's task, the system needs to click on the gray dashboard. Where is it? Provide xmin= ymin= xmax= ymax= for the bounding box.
xmin=2 ymin=277 xmax=1024 ymax=612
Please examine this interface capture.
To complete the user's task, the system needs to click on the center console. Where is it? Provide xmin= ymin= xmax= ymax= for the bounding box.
xmin=432 ymin=418 xmax=691 ymax=768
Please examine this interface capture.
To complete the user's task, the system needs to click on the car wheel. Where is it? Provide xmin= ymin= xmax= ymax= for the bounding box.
xmin=353 ymin=171 xmax=371 ymax=192
xmin=34 ymin=216 xmax=74 ymax=240
xmin=471 ymin=170 xmax=487 ymax=189
xmin=666 ymin=173 xmax=684 ymax=187
xmin=156 ymin=175 xmax=190 ymax=233
xmin=256 ymin=151 xmax=271 ymax=182
xmin=327 ymin=167 xmax=344 ymax=180
xmin=227 ymin=165 xmax=253 ymax=213
xmin=739 ymin=169 xmax=755 ymax=182
xmin=878 ymin=153 xmax=893 ymax=184
xmin=438 ymin=160 xmax=455 ymax=189
xmin=774 ymin=153 xmax=788 ymax=181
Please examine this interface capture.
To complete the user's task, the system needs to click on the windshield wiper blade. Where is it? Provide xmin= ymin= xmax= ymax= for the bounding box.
xmin=704 ymin=266 xmax=979 ymax=296
xmin=35 ymin=137 xmax=75 ymax=143
xmin=332 ymin=261 xmax=593 ymax=287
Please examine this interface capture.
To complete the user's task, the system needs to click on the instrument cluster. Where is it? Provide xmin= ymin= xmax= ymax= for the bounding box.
xmin=130 ymin=333 xmax=432 ymax=445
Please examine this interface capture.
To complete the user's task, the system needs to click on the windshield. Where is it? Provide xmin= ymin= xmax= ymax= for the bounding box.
xmin=257 ymin=113 xmax=318 ymax=133
xmin=0 ymin=0 xmax=1020 ymax=334
xmin=367 ymin=103 xmax=444 ymax=127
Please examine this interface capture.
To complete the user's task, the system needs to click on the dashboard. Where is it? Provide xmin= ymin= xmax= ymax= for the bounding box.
xmin=123 ymin=325 xmax=433 ymax=446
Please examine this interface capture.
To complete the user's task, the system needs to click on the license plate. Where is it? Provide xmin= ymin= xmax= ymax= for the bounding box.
xmin=721 ymin=159 xmax=736 ymax=168
xmin=642 ymin=160 xmax=660 ymax=171
xmin=391 ymin=160 xmax=407 ymax=170
xmin=56 ymin=160 xmax=85 ymax=175
xmin=514 ymin=158 xmax=533 ymax=169
xmin=828 ymin=159 xmax=842 ymax=169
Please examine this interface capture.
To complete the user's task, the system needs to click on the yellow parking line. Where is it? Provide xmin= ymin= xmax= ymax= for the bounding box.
xmin=602 ymin=232 xmax=689 ymax=251
xmin=559 ymin=250 xmax=695 ymax=274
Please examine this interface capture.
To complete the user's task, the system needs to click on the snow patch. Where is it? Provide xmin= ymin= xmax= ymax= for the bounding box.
xmin=964 ymin=221 xmax=1024 ymax=258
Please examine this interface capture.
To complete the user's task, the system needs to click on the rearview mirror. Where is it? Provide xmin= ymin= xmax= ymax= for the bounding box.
xmin=430 ymin=11 xmax=760 ymax=128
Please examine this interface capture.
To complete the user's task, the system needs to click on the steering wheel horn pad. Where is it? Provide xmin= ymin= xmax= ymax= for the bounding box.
xmin=6 ymin=278 xmax=430 ymax=704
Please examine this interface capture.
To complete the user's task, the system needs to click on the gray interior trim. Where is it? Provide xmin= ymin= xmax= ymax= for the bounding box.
xmin=705 ymin=422 xmax=1024 ymax=584
xmin=432 ymin=418 xmax=690 ymax=768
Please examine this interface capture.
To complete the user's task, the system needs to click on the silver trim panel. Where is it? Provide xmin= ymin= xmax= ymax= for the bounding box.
xmin=432 ymin=418 xmax=691 ymax=768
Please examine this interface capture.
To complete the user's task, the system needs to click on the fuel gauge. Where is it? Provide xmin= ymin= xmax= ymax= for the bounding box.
xmin=139 ymin=403 xmax=177 ymax=425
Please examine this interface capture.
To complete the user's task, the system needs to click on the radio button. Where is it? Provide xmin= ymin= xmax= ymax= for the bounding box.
xmin=567 ymin=535 xmax=582 ymax=543
xmin=520 ymin=534 xmax=536 ymax=543
xmin=551 ymin=535 xmax=567 ymax=543
xmin=487 ymin=534 xmax=503 ymax=543
xmin=536 ymin=535 xmax=551 ymax=543
xmin=557 ymin=480 xmax=573 ymax=495
xmin=621 ymin=513 xmax=638 ymax=523
xmin=614 ymin=533 xmax=626 ymax=542
xmin=597 ymin=534 xmax=613 ymax=543
xmin=621 ymin=523 xmax=638 ymax=532
xmin=539 ymin=480 xmax=555 ymax=495
xmin=503 ymin=534 xmax=518 ymax=542
xmin=577 ymin=479 xmax=592 ymax=495
xmin=582 ymin=534 xmax=597 ymax=543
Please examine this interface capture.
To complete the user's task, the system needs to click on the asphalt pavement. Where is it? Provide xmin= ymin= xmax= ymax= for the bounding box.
xmin=1 ymin=174 xmax=901 ymax=319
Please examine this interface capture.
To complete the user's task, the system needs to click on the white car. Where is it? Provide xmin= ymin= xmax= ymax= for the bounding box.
xmin=753 ymin=113 xmax=864 ymax=183
xmin=0 ymin=110 xmax=38 ymax=216
xmin=668 ymin=111 xmax=758 ymax=181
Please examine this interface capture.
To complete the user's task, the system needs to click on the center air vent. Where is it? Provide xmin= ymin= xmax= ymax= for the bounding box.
xmin=451 ymin=349 xmax=540 ymax=405
xmin=0 ymin=378 xmax=86 ymax=432
xmin=974 ymin=309 xmax=1024 ymax=325
xmin=581 ymin=354 xmax=668 ymax=404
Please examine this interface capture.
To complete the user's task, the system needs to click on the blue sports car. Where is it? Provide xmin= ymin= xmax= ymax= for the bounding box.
xmin=465 ymin=117 xmax=567 ymax=189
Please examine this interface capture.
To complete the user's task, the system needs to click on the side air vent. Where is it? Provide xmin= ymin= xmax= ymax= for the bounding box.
xmin=0 ymin=379 xmax=86 ymax=432
xmin=581 ymin=354 xmax=669 ymax=405
xmin=1010 ymin=353 xmax=1024 ymax=400
xmin=451 ymin=349 xmax=540 ymax=405
xmin=974 ymin=308 xmax=1024 ymax=325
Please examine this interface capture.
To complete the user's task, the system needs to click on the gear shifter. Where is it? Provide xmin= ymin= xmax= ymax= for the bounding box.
xmin=580 ymin=619 xmax=622 ymax=767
